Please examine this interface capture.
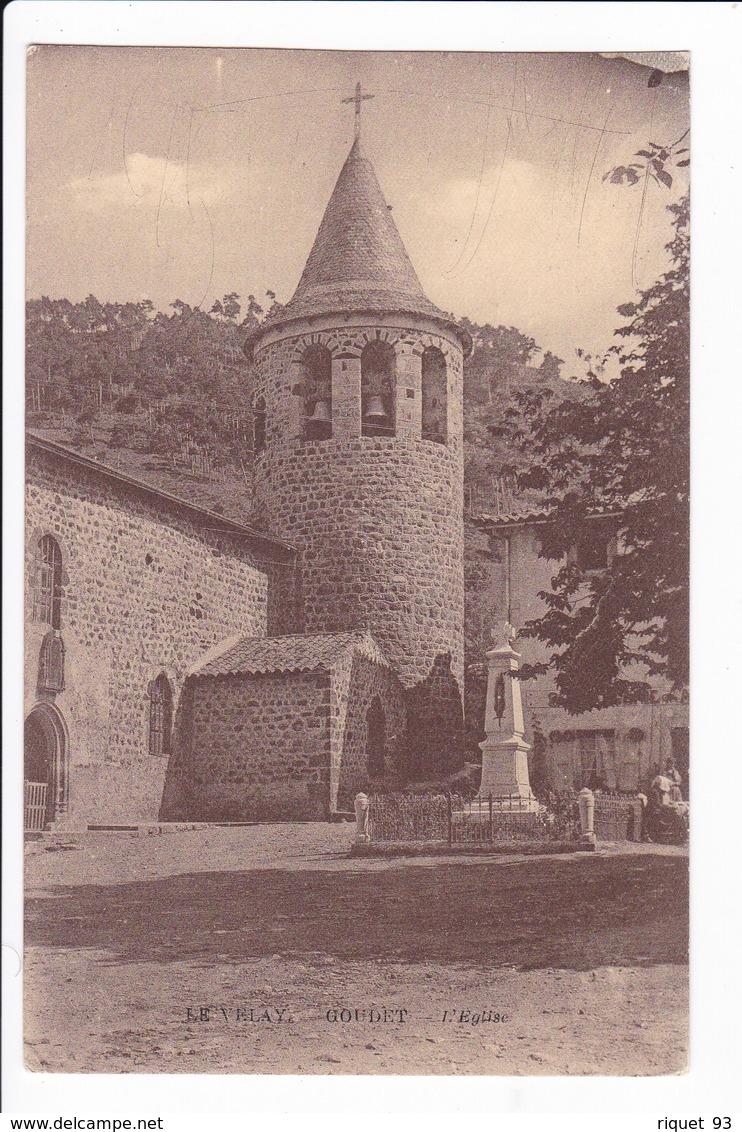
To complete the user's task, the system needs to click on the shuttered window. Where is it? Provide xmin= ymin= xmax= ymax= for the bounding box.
xmin=35 ymin=536 xmax=62 ymax=628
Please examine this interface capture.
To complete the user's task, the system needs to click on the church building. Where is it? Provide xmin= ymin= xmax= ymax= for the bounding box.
xmin=24 ymin=124 xmax=472 ymax=828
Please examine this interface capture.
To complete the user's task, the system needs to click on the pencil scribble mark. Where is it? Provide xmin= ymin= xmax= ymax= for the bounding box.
xmin=578 ymin=105 xmax=614 ymax=247
xmin=191 ymin=86 xmax=344 ymax=113
xmin=631 ymin=85 xmax=659 ymax=287
xmin=195 ymin=198 xmax=216 ymax=313
xmin=185 ymin=103 xmax=195 ymax=220
xmin=568 ymin=79 xmax=592 ymax=196
xmin=522 ymin=71 xmax=532 ymax=133
xmin=549 ymin=123 xmax=570 ymax=223
xmin=446 ymin=57 xmax=495 ymax=275
xmin=156 ymin=101 xmax=180 ymax=249
xmin=123 ymin=85 xmax=146 ymax=199
xmin=88 ymin=101 xmax=116 ymax=182
xmin=382 ymin=87 xmax=631 ymax=135
xmin=451 ymin=59 xmax=519 ymax=278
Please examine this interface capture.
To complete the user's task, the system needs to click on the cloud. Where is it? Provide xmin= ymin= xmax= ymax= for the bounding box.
xmin=66 ymin=153 xmax=236 ymax=213
xmin=405 ymin=152 xmax=685 ymax=360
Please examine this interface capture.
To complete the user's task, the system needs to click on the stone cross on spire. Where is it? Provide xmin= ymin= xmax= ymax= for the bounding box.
xmin=342 ymin=81 xmax=374 ymax=139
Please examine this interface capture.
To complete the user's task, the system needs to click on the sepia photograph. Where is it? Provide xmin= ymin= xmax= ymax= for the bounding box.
xmin=19 ymin=37 xmax=693 ymax=1081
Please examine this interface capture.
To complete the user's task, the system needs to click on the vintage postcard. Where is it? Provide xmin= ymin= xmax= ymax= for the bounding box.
xmin=19 ymin=39 xmax=692 ymax=1083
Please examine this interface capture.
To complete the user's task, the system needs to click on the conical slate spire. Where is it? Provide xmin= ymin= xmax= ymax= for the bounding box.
xmin=294 ymin=137 xmax=432 ymax=306
xmin=259 ymin=138 xmax=448 ymax=331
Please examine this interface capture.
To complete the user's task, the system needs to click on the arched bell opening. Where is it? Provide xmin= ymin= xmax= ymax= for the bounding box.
xmin=421 ymin=346 xmax=448 ymax=443
xmin=301 ymin=344 xmax=333 ymax=440
xmin=24 ymin=703 xmax=69 ymax=830
xmin=361 ymin=341 xmax=396 ymax=437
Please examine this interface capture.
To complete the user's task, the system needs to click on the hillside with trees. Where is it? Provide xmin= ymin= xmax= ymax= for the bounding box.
xmin=25 ymin=292 xmax=283 ymax=523
xmin=26 ymin=295 xmax=574 ymax=524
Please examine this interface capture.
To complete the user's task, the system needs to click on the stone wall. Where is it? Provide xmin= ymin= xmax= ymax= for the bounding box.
xmin=168 ymin=644 xmax=406 ymax=820
xmin=250 ymin=315 xmax=465 ymax=779
xmin=170 ymin=670 xmax=332 ymax=821
xmin=25 ymin=443 xmax=289 ymax=826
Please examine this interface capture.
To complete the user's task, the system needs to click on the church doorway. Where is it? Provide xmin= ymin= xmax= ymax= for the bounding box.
xmin=366 ymin=697 xmax=386 ymax=778
xmin=24 ymin=704 xmax=68 ymax=830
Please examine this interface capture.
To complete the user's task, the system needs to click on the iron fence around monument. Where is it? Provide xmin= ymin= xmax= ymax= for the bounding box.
xmin=368 ymin=792 xmax=580 ymax=845
xmin=589 ymin=794 xmax=644 ymax=842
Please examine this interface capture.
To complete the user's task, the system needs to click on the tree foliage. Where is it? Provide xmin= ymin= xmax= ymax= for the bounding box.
xmin=509 ymin=194 xmax=689 ymax=712
xmin=25 ymin=292 xmax=284 ymax=460
xmin=460 ymin=319 xmax=578 ymax=509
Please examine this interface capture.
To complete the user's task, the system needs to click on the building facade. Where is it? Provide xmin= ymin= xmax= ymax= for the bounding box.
xmin=24 ymin=435 xmax=296 ymax=828
xmin=167 ymin=631 xmax=406 ymax=821
xmin=478 ymin=516 xmax=689 ymax=798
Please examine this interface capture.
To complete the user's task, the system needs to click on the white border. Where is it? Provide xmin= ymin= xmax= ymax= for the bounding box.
xmin=4 ymin=0 xmax=742 ymax=1120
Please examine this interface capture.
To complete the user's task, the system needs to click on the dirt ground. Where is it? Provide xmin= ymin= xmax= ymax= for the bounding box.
xmin=24 ymin=824 xmax=688 ymax=1076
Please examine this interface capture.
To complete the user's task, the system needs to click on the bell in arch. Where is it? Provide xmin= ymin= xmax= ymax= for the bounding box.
xmin=364 ymin=395 xmax=387 ymax=421
xmin=310 ymin=399 xmax=332 ymax=423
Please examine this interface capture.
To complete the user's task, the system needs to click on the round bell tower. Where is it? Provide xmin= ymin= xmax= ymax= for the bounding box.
xmin=246 ymin=134 xmax=471 ymax=771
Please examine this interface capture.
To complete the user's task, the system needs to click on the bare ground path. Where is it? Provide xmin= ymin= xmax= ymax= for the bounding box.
xmin=24 ymin=825 xmax=688 ymax=1075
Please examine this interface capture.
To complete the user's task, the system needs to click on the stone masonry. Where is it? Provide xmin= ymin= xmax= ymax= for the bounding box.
xmin=173 ymin=670 xmax=332 ymax=821
xmin=168 ymin=632 xmax=405 ymax=820
xmin=251 ymin=317 xmax=465 ymax=695
xmin=25 ymin=438 xmax=294 ymax=826
xmin=243 ymin=134 xmax=472 ymax=782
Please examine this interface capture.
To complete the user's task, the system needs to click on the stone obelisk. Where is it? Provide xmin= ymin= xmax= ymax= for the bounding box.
xmin=477 ymin=626 xmax=538 ymax=809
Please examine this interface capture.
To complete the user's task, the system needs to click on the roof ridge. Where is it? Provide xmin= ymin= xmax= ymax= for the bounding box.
xmin=192 ymin=628 xmax=391 ymax=678
xmin=27 ymin=432 xmax=294 ymax=556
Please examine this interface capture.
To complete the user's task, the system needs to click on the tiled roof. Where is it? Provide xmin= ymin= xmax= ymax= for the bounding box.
xmin=192 ymin=630 xmax=390 ymax=678
xmin=474 ymin=509 xmax=552 ymax=528
xmin=249 ymin=139 xmax=470 ymax=354
xmin=474 ymin=507 xmax=621 ymax=530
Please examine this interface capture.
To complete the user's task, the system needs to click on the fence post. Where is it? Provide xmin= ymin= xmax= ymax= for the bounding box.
xmin=578 ymin=787 xmax=597 ymax=846
xmin=489 ymin=793 xmax=493 ymax=842
xmin=354 ymin=792 xmax=370 ymax=844
xmin=447 ymin=792 xmax=453 ymax=846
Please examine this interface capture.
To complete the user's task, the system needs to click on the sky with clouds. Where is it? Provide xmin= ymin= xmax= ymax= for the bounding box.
xmin=27 ymin=47 xmax=688 ymax=366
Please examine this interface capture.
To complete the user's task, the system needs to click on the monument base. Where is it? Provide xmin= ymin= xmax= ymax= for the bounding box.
xmin=477 ymin=736 xmax=539 ymax=811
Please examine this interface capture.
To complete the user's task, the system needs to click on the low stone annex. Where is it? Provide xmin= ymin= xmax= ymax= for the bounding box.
xmin=164 ymin=631 xmax=406 ymax=821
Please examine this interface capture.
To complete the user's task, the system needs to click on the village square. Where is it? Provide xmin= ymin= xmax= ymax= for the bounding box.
xmin=22 ymin=47 xmax=689 ymax=1077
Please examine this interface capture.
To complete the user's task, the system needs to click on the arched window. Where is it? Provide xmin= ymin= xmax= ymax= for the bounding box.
xmin=149 ymin=673 xmax=173 ymax=757
xmin=366 ymin=696 xmax=386 ymax=778
xmin=301 ymin=344 xmax=333 ymax=440
xmin=421 ymin=346 xmax=447 ymax=443
xmin=361 ymin=341 xmax=396 ymax=437
xmin=34 ymin=535 xmax=63 ymax=628
xmin=38 ymin=631 xmax=65 ymax=692
xmin=253 ymin=396 xmax=266 ymax=454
